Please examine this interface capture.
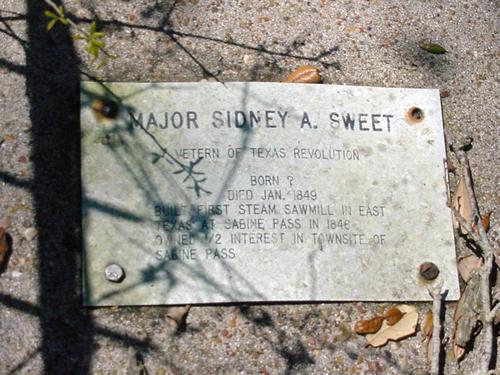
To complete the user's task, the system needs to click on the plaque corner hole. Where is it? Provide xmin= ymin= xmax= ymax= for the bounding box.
xmin=406 ymin=106 xmax=425 ymax=125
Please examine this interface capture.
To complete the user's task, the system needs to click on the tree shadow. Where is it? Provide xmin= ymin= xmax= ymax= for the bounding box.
xmin=0 ymin=0 xmax=346 ymax=373
xmin=24 ymin=0 xmax=93 ymax=373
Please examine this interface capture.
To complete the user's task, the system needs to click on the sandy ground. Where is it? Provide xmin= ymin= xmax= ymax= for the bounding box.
xmin=0 ymin=1 xmax=498 ymax=374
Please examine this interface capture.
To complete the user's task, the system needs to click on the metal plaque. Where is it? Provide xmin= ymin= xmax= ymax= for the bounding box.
xmin=81 ymin=82 xmax=459 ymax=305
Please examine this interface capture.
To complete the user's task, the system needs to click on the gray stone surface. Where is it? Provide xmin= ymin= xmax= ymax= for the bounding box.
xmin=0 ymin=1 xmax=497 ymax=374
xmin=82 ymin=82 xmax=459 ymax=305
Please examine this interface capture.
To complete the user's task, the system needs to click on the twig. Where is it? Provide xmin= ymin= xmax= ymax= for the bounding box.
xmin=444 ymin=129 xmax=493 ymax=254
xmin=445 ymin=129 xmax=498 ymax=373
xmin=69 ymin=16 xmax=341 ymax=69
xmin=485 ymin=301 xmax=499 ymax=323
xmin=451 ymin=207 xmax=491 ymax=252
xmin=44 ymin=0 xmax=78 ymax=29
xmin=429 ymin=286 xmax=447 ymax=375
xmin=43 ymin=0 xmax=113 ymax=59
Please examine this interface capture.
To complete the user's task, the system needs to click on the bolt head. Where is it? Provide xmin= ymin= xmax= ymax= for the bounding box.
xmin=419 ymin=262 xmax=439 ymax=280
xmin=104 ymin=263 xmax=125 ymax=283
xmin=92 ymin=99 xmax=119 ymax=119
xmin=100 ymin=100 xmax=119 ymax=118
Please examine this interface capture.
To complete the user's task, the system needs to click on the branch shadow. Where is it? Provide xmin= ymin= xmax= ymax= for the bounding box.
xmin=0 ymin=1 xmax=347 ymax=373
xmin=78 ymin=78 xmax=317 ymax=375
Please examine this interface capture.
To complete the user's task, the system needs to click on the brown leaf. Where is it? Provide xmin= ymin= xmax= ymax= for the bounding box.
xmin=472 ymin=212 xmax=491 ymax=233
xmin=481 ymin=212 xmax=491 ymax=232
xmin=354 ymin=316 xmax=384 ymax=334
xmin=452 ymin=178 xmax=474 ymax=234
xmin=440 ymin=90 xmax=450 ymax=98
xmin=422 ymin=310 xmax=433 ymax=338
xmin=0 ymin=227 xmax=12 ymax=271
xmin=366 ymin=305 xmax=419 ymax=347
xmin=285 ymin=65 xmax=322 ymax=83
xmin=166 ymin=305 xmax=191 ymax=330
xmin=457 ymin=254 xmax=483 ymax=283
xmin=384 ymin=307 xmax=404 ymax=326
xmin=453 ymin=342 xmax=465 ymax=361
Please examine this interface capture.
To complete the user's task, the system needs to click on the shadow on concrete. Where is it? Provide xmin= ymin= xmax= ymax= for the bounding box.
xmin=25 ymin=0 xmax=93 ymax=373
xmin=0 ymin=0 xmax=345 ymax=373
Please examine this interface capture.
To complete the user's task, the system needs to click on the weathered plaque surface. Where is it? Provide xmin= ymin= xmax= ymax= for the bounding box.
xmin=81 ymin=82 xmax=459 ymax=306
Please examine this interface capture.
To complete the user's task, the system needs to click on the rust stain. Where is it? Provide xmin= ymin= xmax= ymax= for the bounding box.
xmin=405 ymin=106 xmax=425 ymax=125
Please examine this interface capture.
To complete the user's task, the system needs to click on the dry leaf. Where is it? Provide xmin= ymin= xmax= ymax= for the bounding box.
xmin=481 ymin=212 xmax=491 ymax=232
xmin=285 ymin=65 xmax=322 ymax=83
xmin=457 ymin=254 xmax=483 ymax=283
xmin=452 ymin=178 xmax=474 ymax=234
xmin=166 ymin=305 xmax=191 ymax=330
xmin=354 ymin=316 xmax=384 ymax=334
xmin=440 ymin=90 xmax=451 ymax=99
xmin=453 ymin=342 xmax=465 ymax=361
xmin=422 ymin=310 xmax=433 ymax=338
xmin=0 ymin=227 xmax=12 ymax=271
xmin=366 ymin=305 xmax=419 ymax=347
xmin=384 ymin=307 xmax=404 ymax=326
xmin=472 ymin=212 xmax=491 ymax=233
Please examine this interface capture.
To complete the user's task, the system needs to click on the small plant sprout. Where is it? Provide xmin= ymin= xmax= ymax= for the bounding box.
xmin=43 ymin=0 xmax=115 ymax=66
xmin=72 ymin=22 xmax=106 ymax=63
xmin=44 ymin=5 xmax=68 ymax=31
